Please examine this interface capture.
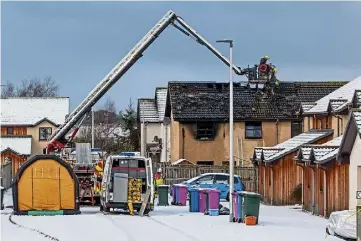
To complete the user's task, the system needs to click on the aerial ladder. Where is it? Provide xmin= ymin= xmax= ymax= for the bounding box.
xmin=45 ymin=9 xmax=245 ymax=153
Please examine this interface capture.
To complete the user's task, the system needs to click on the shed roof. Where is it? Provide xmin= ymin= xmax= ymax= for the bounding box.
xmin=297 ymin=135 xmax=343 ymax=164
xmin=305 ymin=76 xmax=361 ymax=114
xmin=253 ymin=129 xmax=333 ymax=163
xmin=166 ymin=81 xmax=347 ymax=121
xmin=1 ymin=97 xmax=69 ymax=126
xmin=0 ymin=136 xmax=32 ymax=155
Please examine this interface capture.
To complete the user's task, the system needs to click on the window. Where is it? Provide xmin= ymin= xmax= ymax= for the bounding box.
xmin=196 ymin=175 xmax=214 ymax=184
xmin=39 ymin=127 xmax=52 ymax=141
xmin=7 ymin=127 xmax=13 ymax=135
xmin=228 ymin=176 xmax=239 ymax=184
xmin=245 ymin=122 xmax=262 ymax=139
xmin=215 ymin=175 xmax=229 ymax=184
xmin=291 ymin=121 xmax=303 ymax=137
xmin=196 ymin=122 xmax=215 ymax=140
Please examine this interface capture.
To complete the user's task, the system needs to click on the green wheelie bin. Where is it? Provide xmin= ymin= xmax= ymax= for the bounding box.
xmin=157 ymin=185 xmax=170 ymax=206
xmin=239 ymin=191 xmax=261 ymax=224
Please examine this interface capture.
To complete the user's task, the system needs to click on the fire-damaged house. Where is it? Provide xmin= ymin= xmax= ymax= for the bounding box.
xmin=164 ymin=80 xmax=347 ymax=166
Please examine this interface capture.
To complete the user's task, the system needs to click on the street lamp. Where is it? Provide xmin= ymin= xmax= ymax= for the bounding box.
xmin=216 ymin=39 xmax=234 ymax=222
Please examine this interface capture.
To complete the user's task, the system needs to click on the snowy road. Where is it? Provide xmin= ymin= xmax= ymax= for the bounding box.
xmin=1 ymin=190 xmax=341 ymax=241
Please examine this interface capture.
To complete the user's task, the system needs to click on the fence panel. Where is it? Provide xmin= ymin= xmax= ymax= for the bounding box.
xmin=1 ymin=162 xmax=13 ymax=190
xmin=154 ymin=163 xmax=258 ymax=192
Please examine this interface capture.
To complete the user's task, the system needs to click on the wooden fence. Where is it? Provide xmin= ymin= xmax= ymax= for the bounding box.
xmin=1 ymin=162 xmax=12 ymax=190
xmin=154 ymin=164 xmax=258 ymax=192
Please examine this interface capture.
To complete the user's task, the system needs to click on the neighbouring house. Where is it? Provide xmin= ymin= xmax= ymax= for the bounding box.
xmin=165 ymin=81 xmax=347 ymax=166
xmin=0 ymin=136 xmax=32 ymax=176
xmin=0 ymin=97 xmax=69 ymax=174
xmin=301 ymin=76 xmax=361 ymax=137
xmin=337 ymin=109 xmax=361 ymax=210
xmin=252 ymin=129 xmax=334 ymax=205
xmin=137 ymin=87 xmax=170 ymax=163
xmin=294 ymin=135 xmax=346 ymax=217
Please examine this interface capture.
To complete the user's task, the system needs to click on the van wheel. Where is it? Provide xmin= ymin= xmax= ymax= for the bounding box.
xmin=226 ymin=193 xmax=230 ymax=202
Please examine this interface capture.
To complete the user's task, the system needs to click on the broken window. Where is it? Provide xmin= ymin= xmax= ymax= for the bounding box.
xmin=245 ymin=122 xmax=262 ymax=139
xmin=196 ymin=122 xmax=215 ymax=140
xmin=291 ymin=121 xmax=303 ymax=137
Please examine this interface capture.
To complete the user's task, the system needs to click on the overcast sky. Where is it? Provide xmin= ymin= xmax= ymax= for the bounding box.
xmin=2 ymin=1 xmax=361 ymax=111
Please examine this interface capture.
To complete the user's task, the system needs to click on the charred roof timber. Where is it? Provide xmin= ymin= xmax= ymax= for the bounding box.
xmin=166 ymin=81 xmax=348 ymax=122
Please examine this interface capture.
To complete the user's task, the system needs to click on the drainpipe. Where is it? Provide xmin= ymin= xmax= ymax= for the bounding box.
xmin=301 ymin=166 xmax=304 ymax=209
xmin=324 ymin=169 xmax=327 ymax=217
xmin=313 ymin=114 xmax=320 ymax=129
xmin=181 ymin=127 xmax=185 ymax=159
xmin=276 ymin=119 xmax=279 ymax=144
xmin=271 ymin=166 xmax=274 ymax=205
xmin=264 ymin=163 xmax=266 ymax=200
xmin=312 ymin=167 xmax=315 ymax=214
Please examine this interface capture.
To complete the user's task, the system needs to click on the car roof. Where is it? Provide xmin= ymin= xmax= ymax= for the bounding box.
xmin=200 ymin=173 xmax=240 ymax=177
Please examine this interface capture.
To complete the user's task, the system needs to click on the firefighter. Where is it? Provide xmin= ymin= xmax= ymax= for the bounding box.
xmin=94 ymin=160 xmax=103 ymax=194
xmin=258 ymin=55 xmax=271 ymax=80
xmin=154 ymin=168 xmax=164 ymax=197
xmin=259 ymin=55 xmax=270 ymax=65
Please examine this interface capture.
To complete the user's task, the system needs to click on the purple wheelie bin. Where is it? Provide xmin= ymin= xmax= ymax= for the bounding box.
xmin=232 ymin=192 xmax=241 ymax=222
xmin=198 ymin=189 xmax=207 ymax=213
xmin=177 ymin=184 xmax=188 ymax=206
xmin=207 ymin=189 xmax=220 ymax=216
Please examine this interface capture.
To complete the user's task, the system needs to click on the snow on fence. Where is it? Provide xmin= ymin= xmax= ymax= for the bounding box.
xmin=0 ymin=162 xmax=12 ymax=189
xmin=154 ymin=164 xmax=258 ymax=192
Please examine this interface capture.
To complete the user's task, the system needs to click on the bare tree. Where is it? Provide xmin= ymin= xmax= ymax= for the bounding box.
xmin=75 ymin=98 xmax=125 ymax=154
xmin=1 ymin=77 xmax=59 ymax=98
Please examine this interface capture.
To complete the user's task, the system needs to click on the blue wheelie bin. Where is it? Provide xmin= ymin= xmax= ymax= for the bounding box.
xmin=188 ymin=188 xmax=199 ymax=212
xmin=171 ymin=185 xmax=178 ymax=205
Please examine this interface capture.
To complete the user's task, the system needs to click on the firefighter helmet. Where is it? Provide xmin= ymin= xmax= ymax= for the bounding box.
xmin=264 ymin=55 xmax=270 ymax=60
xmin=273 ymin=67 xmax=278 ymax=73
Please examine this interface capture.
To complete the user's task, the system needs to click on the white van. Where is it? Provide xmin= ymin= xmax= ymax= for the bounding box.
xmin=100 ymin=155 xmax=154 ymax=214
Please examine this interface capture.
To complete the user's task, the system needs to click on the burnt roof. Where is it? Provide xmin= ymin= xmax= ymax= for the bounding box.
xmin=166 ymin=81 xmax=348 ymax=121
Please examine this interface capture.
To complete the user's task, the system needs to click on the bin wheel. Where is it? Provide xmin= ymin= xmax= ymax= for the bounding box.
xmin=226 ymin=193 xmax=230 ymax=202
xmin=237 ymin=218 xmax=242 ymax=223
xmin=100 ymin=205 xmax=103 ymax=211
xmin=232 ymin=217 xmax=236 ymax=222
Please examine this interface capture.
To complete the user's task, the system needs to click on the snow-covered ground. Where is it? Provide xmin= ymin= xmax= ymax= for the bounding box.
xmin=1 ymin=189 xmax=341 ymax=241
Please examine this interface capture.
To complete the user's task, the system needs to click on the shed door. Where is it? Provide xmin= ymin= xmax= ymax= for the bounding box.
xmin=32 ymin=167 xmax=61 ymax=210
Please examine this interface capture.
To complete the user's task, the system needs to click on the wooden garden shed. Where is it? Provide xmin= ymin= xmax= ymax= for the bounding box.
xmin=295 ymin=135 xmax=348 ymax=217
xmin=253 ymin=129 xmax=334 ymax=205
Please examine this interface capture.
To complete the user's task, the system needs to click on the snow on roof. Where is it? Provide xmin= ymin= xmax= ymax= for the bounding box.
xmin=305 ymin=76 xmax=361 ymax=114
xmin=138 ymin=99 xmax=159 ymax=122
xmin=171 ymin=159 xmax=195 ymax=166
xmin=329 ymin=99 xmax=349 ymax=112
xmin=156 ymin=88 xmax=167 ymax=122
xmin=297 ymin=135 xmax=343 ymax=164
xmin=1 ymin=97 xmax=69 ymax=126
xmin=0 ymin=136 xmax=32 ymax=155
xmin=138 ymin=87 xmax=168 ymax=123
xmin=301 ymin=102 xmax=316 ymax=112
xmin=253 ymin=129 xmax=333 ymax=163
xmin=354 ymin=90 xmax=361 ymax=106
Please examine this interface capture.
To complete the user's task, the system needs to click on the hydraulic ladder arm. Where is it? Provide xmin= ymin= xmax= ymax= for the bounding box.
xmin=47 ymin=10 xmax=243 ymax=153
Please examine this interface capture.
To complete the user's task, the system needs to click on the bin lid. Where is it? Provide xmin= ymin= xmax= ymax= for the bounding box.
xmin=237 ymin=191 xmax=261 ymax=197
xmin=207 ymin=188 xmax=220 ymax=193
xmin=158 ymin=185 xmax=170 ymax=187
